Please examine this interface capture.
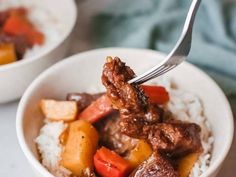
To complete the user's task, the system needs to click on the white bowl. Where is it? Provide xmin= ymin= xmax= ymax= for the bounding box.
xmin=0 ymin=0 xmax=77 ymax=103
xmin=16 ymin=48 xmax=234 ymax=177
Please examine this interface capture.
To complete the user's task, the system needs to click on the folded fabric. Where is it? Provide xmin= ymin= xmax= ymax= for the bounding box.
xmin=92 ymin=0 xmax=236 ymax=99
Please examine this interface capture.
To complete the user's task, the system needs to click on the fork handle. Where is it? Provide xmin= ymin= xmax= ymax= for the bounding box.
xmin=175 ymin=0 xmax=201 ymax=56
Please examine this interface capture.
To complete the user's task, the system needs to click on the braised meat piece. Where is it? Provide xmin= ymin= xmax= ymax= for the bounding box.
xmin=147 ymin=121 xmax=202 ymax=157
xmin=96 ymin=111 xmax=138 ymax=155
xmin=102 ymin=57 xmax=161 ymax=138
xmin=102 ymin=57 xmax=202 ymax=157
xmin=129 ymin=153 xmax=179 ymax=177
xmin=67 ymin=93 xmax=104 ymax=112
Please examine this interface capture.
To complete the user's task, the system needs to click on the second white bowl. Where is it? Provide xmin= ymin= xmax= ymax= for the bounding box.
xmin=0 ymin=0 xmax=77 ymax=103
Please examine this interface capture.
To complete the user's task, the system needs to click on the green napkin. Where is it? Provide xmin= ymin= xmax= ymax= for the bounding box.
xmin=92 ymin=0 xmax=236 ymax=109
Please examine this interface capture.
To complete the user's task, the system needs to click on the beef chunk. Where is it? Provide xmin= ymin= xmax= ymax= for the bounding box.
xmin=102 ymin=57 xmax=161 ymax=138
xmin=102 ymin=57 xmax=202 ymax=157
xmin=146 ymin=121 xmax=202 ymax=157
xmin=129 ymin=153 xmax=179 ymax=177
xmin=96 ymin=111 xmax=138 ymax=155
xmin=67 ymin=93 xmax=104 ymax=112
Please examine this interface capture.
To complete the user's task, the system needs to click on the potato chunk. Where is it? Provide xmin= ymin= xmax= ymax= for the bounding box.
xmin=40 ymin=99 xmax=78 ymax=121
xmin=60 ymin=120 xmax=99 ymax=176
xmin=126 ymin=140 xmax=152 ymax=169
xmin=0 ymin=43 xmax=17 ymax=65
xmin=178 ymin=152 xmax=200 ymax=177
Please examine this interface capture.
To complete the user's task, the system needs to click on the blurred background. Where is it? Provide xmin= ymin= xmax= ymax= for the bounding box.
xmin=0 ymin=0 xmax=235 ymax=176
xmin=71 ymin=0 xmax=236 ymax=108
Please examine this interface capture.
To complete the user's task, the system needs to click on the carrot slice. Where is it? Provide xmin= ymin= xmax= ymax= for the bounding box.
xmin=141 ymin=85 xmax=169 ymax=104
xmin=94 ymin=147 xmax=131 ymax=177
xmin=3 ymin=13 xmax=44 ymax=45
xmin=78 ymin=95 xmax=113 ymax=123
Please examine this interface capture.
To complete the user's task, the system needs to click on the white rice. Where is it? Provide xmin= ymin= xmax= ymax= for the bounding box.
xmin=36 ymin=78 xmax=213 ymax=177
xmin=153 ymin=77 xmax=214 ymax=177
xmin=167 ymin=89 xmax=214 ymax=177
xmin=35 ymin=121 xmax=72 ymax=177
xmin=0 ymin=0 xmax=64 ymax=58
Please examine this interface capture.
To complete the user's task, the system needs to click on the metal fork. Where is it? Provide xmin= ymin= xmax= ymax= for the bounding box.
xmin=129 ymin=0 xmax=201 ymax=85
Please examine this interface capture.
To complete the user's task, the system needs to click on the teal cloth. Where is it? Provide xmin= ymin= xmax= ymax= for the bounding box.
xmin=92 ymin=0 xmax=236 ymax=110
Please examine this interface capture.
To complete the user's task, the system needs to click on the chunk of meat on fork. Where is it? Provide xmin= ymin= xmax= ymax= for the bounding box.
xmin=102 ymin=57 xmax=202 ymax=157
xmin=102 ymin=57 xmax=161 ymax=138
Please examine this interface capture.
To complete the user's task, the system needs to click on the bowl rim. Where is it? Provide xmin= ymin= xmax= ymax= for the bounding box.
xmin=16 ymin=47 xmax=234 ymax=177
xmin=0 ymin=0 xmax=77 ymax=72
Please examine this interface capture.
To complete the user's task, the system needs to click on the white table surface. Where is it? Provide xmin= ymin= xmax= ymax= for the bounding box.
xmin=0 ymin=0 xmax=235 ymax=176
